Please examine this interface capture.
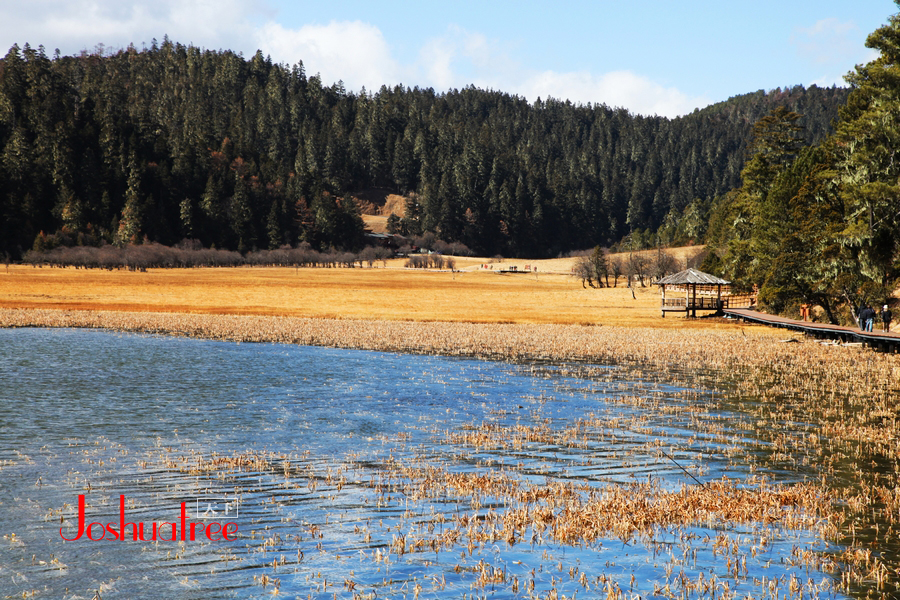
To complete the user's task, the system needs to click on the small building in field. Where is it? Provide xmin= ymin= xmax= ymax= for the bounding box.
xmin=655 ymin=268 xmax=750 ymax=317
xmin=364 ymin=232 xmax=407 ymax=250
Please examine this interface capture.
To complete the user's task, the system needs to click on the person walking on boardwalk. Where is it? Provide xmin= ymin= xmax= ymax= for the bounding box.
xmin=866 ymin=305 xmax=876 ymax=332
xmin=860 ymin=305 xmax=875 ymax=332
xmin=882 ymin=304 xmax=892 ymax=332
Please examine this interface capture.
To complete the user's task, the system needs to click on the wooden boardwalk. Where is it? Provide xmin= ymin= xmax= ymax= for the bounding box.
xmin=723 ymin=308 xmax=900 ymax=351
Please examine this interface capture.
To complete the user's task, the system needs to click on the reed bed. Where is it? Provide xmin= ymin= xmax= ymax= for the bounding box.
xmin=0 ymin=306 xmax=814 ymax=366
xmin=138 ymin=425 xmax=851 ymax=599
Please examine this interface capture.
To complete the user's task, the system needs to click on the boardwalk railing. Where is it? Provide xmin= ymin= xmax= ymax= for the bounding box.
xmin=661 ymin=294 xmax=758 ymax=314
xmin=662 ymin=297 xmax=722 ymax=309
xmin=722 ymin=294 xmax=756 ymax=309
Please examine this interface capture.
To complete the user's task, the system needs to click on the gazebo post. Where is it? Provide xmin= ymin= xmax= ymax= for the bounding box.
xmin=691 ymin=283 xmax=696 ymax=318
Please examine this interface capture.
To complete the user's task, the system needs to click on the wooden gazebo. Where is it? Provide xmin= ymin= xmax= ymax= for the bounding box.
xmin=655 ymin=268 xmax=732 ymax=317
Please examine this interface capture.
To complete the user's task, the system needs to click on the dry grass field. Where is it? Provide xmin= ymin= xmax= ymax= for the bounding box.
xmin=0 ymin=251 xmax=752 ymax=332
xmin=361 ymin=214 xmax=390 ymax=233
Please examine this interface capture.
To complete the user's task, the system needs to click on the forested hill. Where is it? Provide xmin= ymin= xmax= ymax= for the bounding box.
xmin=0 ymin=40 xmax=849 ymax=259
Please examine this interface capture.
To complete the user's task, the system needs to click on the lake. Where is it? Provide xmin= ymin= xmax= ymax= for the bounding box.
xmin=0 ymin=327 xmax=848 ymax=599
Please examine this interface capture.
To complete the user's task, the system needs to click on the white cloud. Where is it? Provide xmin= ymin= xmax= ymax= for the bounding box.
xmin=414 ymin=26 xmax=706 ymax=116
xmin=519 ymin=70 xmax=710 ymax=118
xmin=418 ymin=35 xmax=458 ymax=90
xmin=416 ymin=25 xmax=519 ymax=92
xmin=256 ymin=21 xmax=405 ymax=90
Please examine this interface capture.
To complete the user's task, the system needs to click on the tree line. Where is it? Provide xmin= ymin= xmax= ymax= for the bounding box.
xmin=23 ymin=232 xmax=476 ymax=270
xmin=0 ymin=38 xmax=847 ymax=261
xmin=573 ymin=245 xmax=695 ymax=290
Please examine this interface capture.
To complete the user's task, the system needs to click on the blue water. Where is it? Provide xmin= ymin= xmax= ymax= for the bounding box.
xmin=0 ymin=328 xmax=842 ymax=599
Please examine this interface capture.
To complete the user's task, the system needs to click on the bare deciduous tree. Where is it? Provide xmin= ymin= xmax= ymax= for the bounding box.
xmin=653 ymin=248 xmax=679 ymax=281
xmin=609 ymin=257 xmax=624 ymax=287
xmin=627 ymin=252 xmax=652 ymax=287
xmin=573 ymin=254 xmax=596 ymax=288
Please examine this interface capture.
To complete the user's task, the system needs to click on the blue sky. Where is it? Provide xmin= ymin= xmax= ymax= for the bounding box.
xmin=1 ymin=0 xmax=892 ymax=117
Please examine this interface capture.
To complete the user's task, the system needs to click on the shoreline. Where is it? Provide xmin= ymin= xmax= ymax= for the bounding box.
xmin=6 ymin=307 xmax=898 ymax=408
xmin=0 ymin=307 xmax=765 ymax=368
xmin=8 ymin=306 xmax=900 ymax=448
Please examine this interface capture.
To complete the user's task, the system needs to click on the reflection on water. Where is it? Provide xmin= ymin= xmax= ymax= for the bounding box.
xmin=0 ymin=328 xmax=846 ymax=599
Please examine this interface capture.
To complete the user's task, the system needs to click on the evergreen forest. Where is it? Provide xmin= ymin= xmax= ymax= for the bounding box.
xmin=0 ymin=37 xmax=847 ymax=262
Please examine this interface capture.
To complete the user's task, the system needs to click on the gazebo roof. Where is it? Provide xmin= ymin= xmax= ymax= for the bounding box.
xmin=655 ymin=268 xmax=731 ymax=286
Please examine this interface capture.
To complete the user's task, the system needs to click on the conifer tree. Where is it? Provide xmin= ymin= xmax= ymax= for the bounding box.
xmin=832 ymin=2 xmax=900 ymax=290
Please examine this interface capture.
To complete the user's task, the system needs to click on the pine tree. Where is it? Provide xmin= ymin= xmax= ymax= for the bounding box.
xmin=115 ymin=157 xmax=143 ymax=246
xmin=230 ymin=171 xmax=254 ymax=252
xmin=832 ymin=3 xmax=900 ymax=289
